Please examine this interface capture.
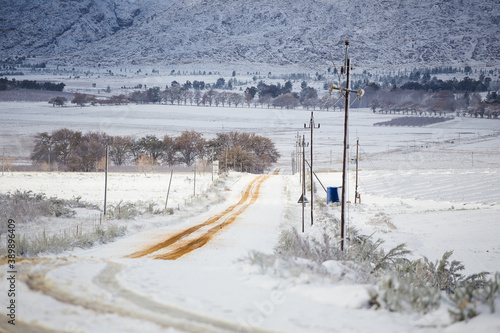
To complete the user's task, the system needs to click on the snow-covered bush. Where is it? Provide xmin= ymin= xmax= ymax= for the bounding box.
xmin=448 ymin=272 xmax=500 ymax=322
xmin=371 ymin=250 xmax=495 ymax=321
xmin=0 ymin=190 xmax=99 ymax=230
xmin=275 ymin=227 xmax=344 ymax=263
xmin=106 ymin=200 xmax=140 ymax=220
xmin=248 ymin=194 xmax=499 ymax=323
xmin=106 ymin=200 xmax=165 ymax=220
xmin=370 ymin=272 xmax=441 ymax=313
xmin=0 ymin=224 xmax=127 ymax=257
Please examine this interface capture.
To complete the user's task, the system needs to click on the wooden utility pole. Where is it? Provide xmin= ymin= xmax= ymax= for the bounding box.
xmin=340 ymin=49 xmax=350 ymax=251
xmin=355 ymin=138 xmax=359 ymax=204
xmin=103 ymin=145 xmax=108 ymax=218
xmin=329 ymin=41 xmax=365 ymax=250
xmin=304 ymin=111 xmax=320 ymax=226
xmin=301 ymin=135 xmax=306 ymax=233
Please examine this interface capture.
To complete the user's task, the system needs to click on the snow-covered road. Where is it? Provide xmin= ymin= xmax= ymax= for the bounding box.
xmin=0 ymin=173 xmax=289 ymax=332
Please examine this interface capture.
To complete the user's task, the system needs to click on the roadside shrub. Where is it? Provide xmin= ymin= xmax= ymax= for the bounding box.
xmin=368 ymin=250 xmax=493 ymax=320
xmin=106 ymin=200 xmax=165 ymax=220
xmin=276 ymin=227 xmax=345 ymax=263
xmin=0 ymin=224 xmax=127 ymax=257
xmin=0 ymin=191 xmax=82 ymax=231
xmin=370 ymin=272 xmax=441 ymax=313
xmin=106 ymin=200 xmax=140 ymax=220
xmin=247 ymin=198 xmax=498 ymax=323
xmin=448 ymin=272 xmax=499 ymax=322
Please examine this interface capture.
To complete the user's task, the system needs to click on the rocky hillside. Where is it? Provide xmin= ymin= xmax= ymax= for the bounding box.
xmin=1 ymin=0 xmax=499 ymax=68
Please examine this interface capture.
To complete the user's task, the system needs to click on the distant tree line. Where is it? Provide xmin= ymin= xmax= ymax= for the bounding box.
xmin=30 ymin=129 xmax=280 ymax=173
xmin=344 ymin=76 xmax=499 ymax=119
xmin=399 ymin=76 xmax=488 ymax=92
xmin=356 ymin=66 xmax=498 ymax=92
xmin=0 ymin=78 xmax=65 ymax=91
xmin=55 ymin=79 xmax=330 ymax=111
xmin=367 ymin=88 xmax=499 ymax=119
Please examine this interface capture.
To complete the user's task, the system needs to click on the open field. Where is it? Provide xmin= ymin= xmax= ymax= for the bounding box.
xmin=1 ymin=101 xmax=499 ymax=167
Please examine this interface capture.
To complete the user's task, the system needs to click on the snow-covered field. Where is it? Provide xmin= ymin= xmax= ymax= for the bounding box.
xmin=0 ymin=101 xmax=499 ymax=332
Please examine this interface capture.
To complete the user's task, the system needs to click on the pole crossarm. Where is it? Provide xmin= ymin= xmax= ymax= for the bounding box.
xmin=329 ymin=84 xmax=365 ymax=100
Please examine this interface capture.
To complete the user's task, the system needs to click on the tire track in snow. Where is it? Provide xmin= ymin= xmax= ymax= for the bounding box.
xmin=7 ymin=172 xmax=281 ymax=332
xmin=127 ymin=174 xmax=270 ymax=260
xmin=94 ymin=261 xmax=281 ymax=333
xmin=16 ymin=258 xmax=281 ymax=333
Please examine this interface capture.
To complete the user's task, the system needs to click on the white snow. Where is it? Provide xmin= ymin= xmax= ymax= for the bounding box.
xmin=0 ymin=101 xmax=499 ymax=332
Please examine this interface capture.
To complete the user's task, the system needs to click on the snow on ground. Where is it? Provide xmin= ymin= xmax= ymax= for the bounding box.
xmin=2 ymin=173 xmax=479 ymax=333
xmin=0 ymin=170 xmax=222 ymax=245
xmin=315 ymin=171 xmax=500 ymax=275
xmin=0 ymin=171 xmax=215 ymax=207
xmin=0 ymin=102 xmax=499 ymax=332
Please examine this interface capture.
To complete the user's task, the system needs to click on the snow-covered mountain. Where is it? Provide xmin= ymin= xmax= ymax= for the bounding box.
xmin=1 ymin=0 xmax=499 ymax=68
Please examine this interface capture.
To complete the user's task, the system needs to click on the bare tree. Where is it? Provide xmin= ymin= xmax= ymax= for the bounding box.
xmin=52 ymin=128 xmax=81 ymax=166
xmin=161 ymin=134 xmax=177 ymax=166
xmin=31 ymin=132 xmax=54 ymax=166
xmin=175 ymin=130 xmax=206 ymax=166
xmin=48 ymin=96 xmax=67 ymax=107
xmin=258 ymin=94 xmax=272 ymax=108
xmin=181 ymin=88 xmax=192 ymax=105
xmin=202 ymin=89 xmax=216 ymax=106
xmin=109 ymin=136 xmax=133 ymax=166
xmin=218 ymin=91 xmax=229 ymax=106
xmin=208 ymin=131 xmax=280 ymax=173
xmin=71 ymin=93 xmax=90 ymax=107
xmin=138 ymin=135 xmax=164 ymax=162
xmin=272 ymin=94 xmax=299 ymax=109
xmin=67 ymin=132 xmax=108 ymax=171
xmin=230 ymin=93 xmax=243 ymax=107
xmin=194 ymin=90 xmax=202 ymax=106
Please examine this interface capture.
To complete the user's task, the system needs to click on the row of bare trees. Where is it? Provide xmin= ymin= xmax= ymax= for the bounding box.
xmin=51 ymin=85 xmax=336 ymax=110
xmin=30 ymin=129 xmax=280 ymax=173
xmin=368 ymin=89 xmax=499 ymax=119
xmin=31 ymin=129 xmax=109 ymax=172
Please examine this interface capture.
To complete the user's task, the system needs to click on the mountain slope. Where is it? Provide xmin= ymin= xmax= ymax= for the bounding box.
xmin=1 ymin=0 xmax=499 ymax=68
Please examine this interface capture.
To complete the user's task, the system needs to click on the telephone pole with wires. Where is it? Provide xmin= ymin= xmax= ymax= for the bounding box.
xmin=355 ymin=138 xmax=360 ymax=204
xmin=304 ymin=111 xmax=320 ymax=226
xmin=298 ymin=135 xmax=309 ymax=233
xmin=329 ymin=40 xmax=364 ymax=251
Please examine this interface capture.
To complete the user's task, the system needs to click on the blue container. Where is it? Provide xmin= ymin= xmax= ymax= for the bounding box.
xmin=327 ymin=187 xmax=339 ymax=204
